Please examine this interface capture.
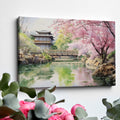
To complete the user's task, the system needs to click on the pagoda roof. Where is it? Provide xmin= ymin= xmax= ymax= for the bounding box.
xmin=36 ymin=31 xmax=52 ymax=34
xmin=31 ymin=34 xmax=53 ymax=37
xmin=31 ymin=30 xmax=54 ymax=39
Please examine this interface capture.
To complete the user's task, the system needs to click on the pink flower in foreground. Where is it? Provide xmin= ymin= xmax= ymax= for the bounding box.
xmin=44 ymin=103 xmax=58 ymax=114
xmin=48 ymin=115 xmax=62 ymax=120
xmin=64 ymin=113 xmax=74 ymax=120
xmin=49 ymin=108 xmax=74 ymax=120
xmin=71 ymin=104 xmax=86 ymax=116
xmin=53 ymin=108 xmax=69 ymax=120
xmin=19 ymin=101 xmax=58 ymax=118
xmin=49 ymin=104 xmax=58 ymax=113
xmin=0 ymin=116 xmax=13 ymax=120
xmin=19 ymin=101 xmax=35 ymax=118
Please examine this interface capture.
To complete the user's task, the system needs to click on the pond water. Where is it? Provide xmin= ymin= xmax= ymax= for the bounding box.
xmin=18 ymin=62 xmax=100 ymax=88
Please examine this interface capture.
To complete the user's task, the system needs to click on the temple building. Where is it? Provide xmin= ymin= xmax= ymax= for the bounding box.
xmin=31 ymin=31 xmax=54 ymax=50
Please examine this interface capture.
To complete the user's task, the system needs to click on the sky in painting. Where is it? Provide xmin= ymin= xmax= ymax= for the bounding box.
xmin=19 ymin=17 xmax=55 ymax=35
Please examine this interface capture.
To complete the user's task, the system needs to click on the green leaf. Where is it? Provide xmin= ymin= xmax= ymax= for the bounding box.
xmin=0 ymin=99 xmax=3 ymax=106
xmin=102 ymin=99 xmax=112 ymax=109
xmin=28 ymin=110 xmax=34 ymax=120
xmin=107 ymin=104 xmax=120 ymax=120
xmin=113 ymin=98 xmax=120 ymax=106
xmin=101 ymin=116 xmax=110 ymax=120
xmin=84 ymin=117 xmax=98 ymax=120
xmin=24 ymin=99 xmax=33 ymax=102
xmin=0 ymin=106 xmax=16 ymax=118
xmin=37 ymin=86 xmax=56 ymax=99
xmin=20 ymin=87 xmax=36 ymax=98
xmin=34 ymin=100 xmax=49 ymax=119
xmin=10 ymin=81 xmax=19 ymax=94
xmin=3 ymin=94 xmax=20 ymax=110
xmin=45 ymin=90 xmax=56 ymax=105
xmin=2 ymin=81 xmax=19 ymax=97
xmin=37 ymin=89 xmax=45 ymax=98
xmin=75 ymin=107 xmax=88 ymax=119
xmin=0 ymin=73 xmax=10 ymax=91
xmin=11 ymin=111 xmax=26 ymax=120
xmin=28 ymin=110 xmax=48 ymax=120
xmin=48 ymin=86 xmax=56 ymax=93
xmin=55 ymin=99 xmax=65 ymax=104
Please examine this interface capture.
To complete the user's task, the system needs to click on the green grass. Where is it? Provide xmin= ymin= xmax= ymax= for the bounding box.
xmin=19 ymin=32 xmax=40 ymax=52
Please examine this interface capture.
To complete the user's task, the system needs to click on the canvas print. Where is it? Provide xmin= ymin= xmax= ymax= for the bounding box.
xmin=18 ymin=17 xmax=115 ymax=88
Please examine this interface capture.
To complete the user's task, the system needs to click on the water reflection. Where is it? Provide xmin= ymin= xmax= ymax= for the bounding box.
xmin=19 ymin=62 xmax=98 ymax=87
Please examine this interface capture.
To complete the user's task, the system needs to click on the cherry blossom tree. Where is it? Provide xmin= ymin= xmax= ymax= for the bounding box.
xmin=52 ymin=19 xmax=115 ymax=63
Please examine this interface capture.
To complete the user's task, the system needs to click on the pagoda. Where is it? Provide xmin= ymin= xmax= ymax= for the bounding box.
xmin=31 ymin=31 xmax=54 ymax=50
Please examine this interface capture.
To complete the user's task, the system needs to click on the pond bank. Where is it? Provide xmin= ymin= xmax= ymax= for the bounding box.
xmin=18 ymin=52 xmax=53 ymax=65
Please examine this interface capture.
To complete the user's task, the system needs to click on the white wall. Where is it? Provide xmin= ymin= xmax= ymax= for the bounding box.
xmin=0 ymin=0 xmax=120 ymax=119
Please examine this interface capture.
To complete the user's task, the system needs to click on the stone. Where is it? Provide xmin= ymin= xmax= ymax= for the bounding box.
xmin=92 ymin=62 xmax=115 ymax=85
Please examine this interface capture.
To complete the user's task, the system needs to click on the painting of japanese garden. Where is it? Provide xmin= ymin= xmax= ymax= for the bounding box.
xmin=18 ymin=17 xmax=115 ymax=88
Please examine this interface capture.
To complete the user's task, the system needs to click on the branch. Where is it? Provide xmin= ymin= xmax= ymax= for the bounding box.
xmin=103 ymin=21 xmax=115 ymax=38
xmin=91 ymin=40 xmax=101 ymax=55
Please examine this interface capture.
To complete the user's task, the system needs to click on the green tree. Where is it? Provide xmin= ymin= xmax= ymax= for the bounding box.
xmin=54 ymin=30 xmax=72 ymax=50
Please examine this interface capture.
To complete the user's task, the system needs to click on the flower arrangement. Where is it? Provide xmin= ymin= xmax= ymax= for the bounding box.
xmin=0 ymin=73 xmax=119 ymax=120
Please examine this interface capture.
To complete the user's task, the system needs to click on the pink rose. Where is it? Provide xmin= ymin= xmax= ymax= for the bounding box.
xmin=49 ymin=107 xmax=74 ymax=120
xmin=48 ymin=115 xmax=62 ymax=120
xmin=19 ymin=101 xmax=58 ymax=118
xmin=19 ymin=101 xmax=35 ymax=118
xmin=0 ymin=116 xmax=13 ymax=120
xmin=53 ymin=108 xmax=69 ymax=120
xmin=64 ymin=113 xmax=74 ymax=120
xmin=49 ymin=104 xmax=58 ymax=113
xmin=44 ymin=103 xmax=58 ymax=114
xmin=71 ymin=104 xmax=86 ymax=116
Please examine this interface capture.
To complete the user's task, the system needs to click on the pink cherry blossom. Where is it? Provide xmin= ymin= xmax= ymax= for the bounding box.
xmin=52 ymin=19 xmax=115 ymax=63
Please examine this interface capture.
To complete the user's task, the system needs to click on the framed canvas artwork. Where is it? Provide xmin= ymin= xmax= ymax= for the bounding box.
xmin=17 ymin=17 xmax=115 ymax=88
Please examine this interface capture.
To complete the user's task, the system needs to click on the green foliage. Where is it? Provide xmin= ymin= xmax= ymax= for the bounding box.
xmin=0 ymin=73 xmax=19 ymax=97
xmin=0 ymin=99 xmax=3 ymax=106
xmin=42 ymin=52 xmax=52 ymax=60
xmin=0 ymin=73 xmax=10 ymax=91
xmin=10 ymin=111 xmax=26 ymax=120
xmin=34 ymin=100 xmax=50 ymax=119
xmin=30 ymin=35 xmax=35 ymax=40
xmin=45 ymin=90 xmax=56 ymax=105
xmin=20 ymin=87 xmax=36 ymax=98
xmin=37 ymin=86 xmax=56 ymax=98
xmin=75 ymin=107 xmax=88 ymax=119
xmin=19 ymin=32 xmax=40 ymax=53
xmin=2 ymin=81 xmax=19 ymax=97
xmin=3 ymin=94 xmax=20 ymax=111
xmin=84 ymin=117 xmax=98 ymax=120
xmin=102 ymin=99 xmax=112 ymax=109
xmin=102 ymin=98 xmax=120 ymax=120
xmin=107 ymin=50 xmax=115 ymax=59
xmin=54 ymin=31 xmax=72 ymax=50
xmin=50 ymin=44 xmax=57 ymax=50
xmin=75 ymin=107 xmax=98 ymax=120
xmin=0 ymin=73 xmax=62 ymax=120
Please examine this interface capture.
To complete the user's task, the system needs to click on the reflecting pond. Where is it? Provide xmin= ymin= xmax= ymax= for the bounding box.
xmin=18 ymin=62 xmax=100 ymax=88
